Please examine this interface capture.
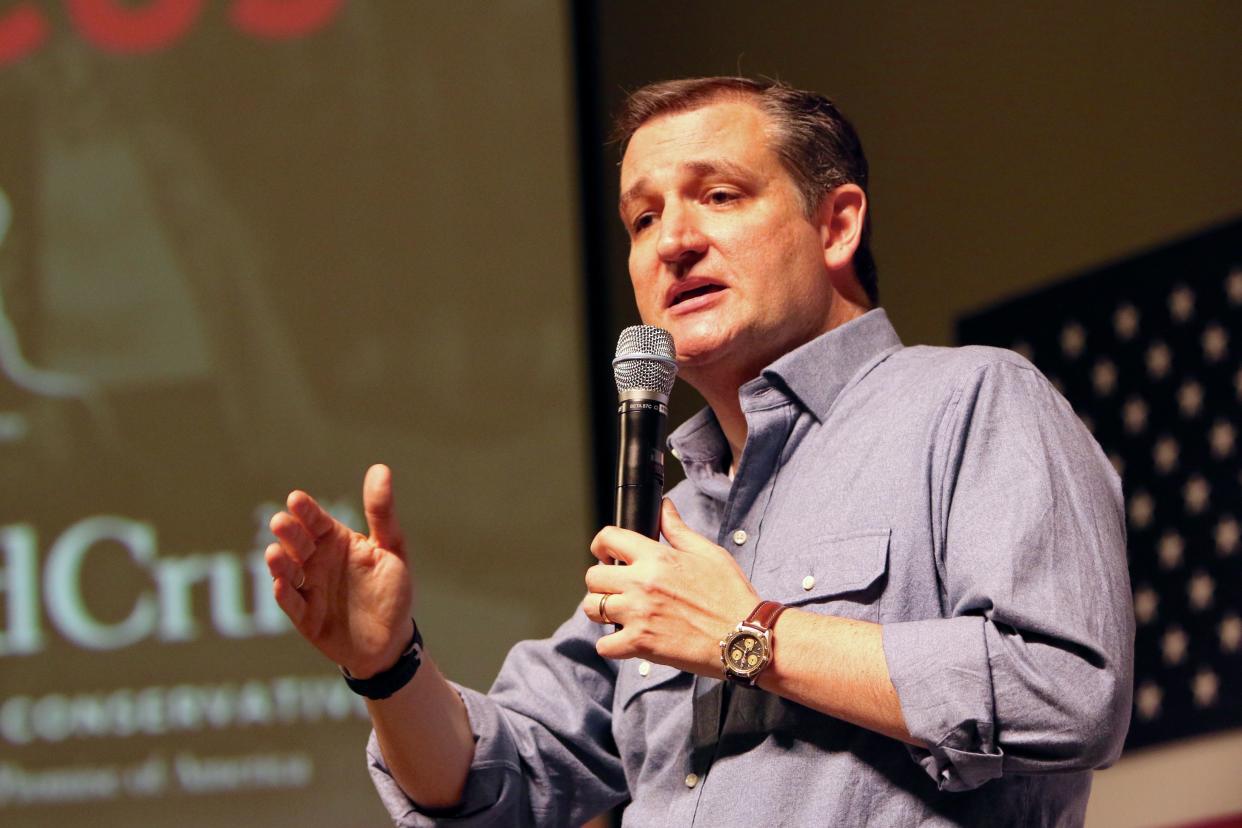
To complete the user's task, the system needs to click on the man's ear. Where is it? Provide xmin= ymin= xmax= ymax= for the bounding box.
xmin=817 ymin=184 xmax=869 ymax=305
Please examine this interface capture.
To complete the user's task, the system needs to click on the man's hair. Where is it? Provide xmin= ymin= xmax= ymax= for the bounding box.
xmin=612 ymin=76 xmax=878 ymax=307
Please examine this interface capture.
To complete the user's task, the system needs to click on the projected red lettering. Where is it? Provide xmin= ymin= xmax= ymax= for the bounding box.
xmin=0 ymin=0 xmax=344 ymax=65
xmin=67 ymin=0 xmax=206 ymax=54
xmin=0 ymin=4 xmax=49 ymax=67
xmin=230 ymin=0 xmax=345 ymax=40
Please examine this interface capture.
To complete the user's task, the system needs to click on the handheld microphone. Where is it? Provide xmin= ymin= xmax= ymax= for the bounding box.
xmin=612 ymin=325 xmax=678 ymax=542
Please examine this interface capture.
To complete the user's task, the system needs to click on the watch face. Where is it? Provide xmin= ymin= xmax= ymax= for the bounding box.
xmin=723 ymin=629 xmax=769 ymax=678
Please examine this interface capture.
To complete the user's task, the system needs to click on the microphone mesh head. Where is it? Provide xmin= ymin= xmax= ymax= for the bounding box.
xmin=613 ymin=325 xmax=677 ymax=395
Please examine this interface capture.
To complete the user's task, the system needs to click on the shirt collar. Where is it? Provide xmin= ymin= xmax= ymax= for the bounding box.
xmin=759 ymin=307 xmax=902 ymax=422
xmin=668 ymin=308 xmax=902 ymax=466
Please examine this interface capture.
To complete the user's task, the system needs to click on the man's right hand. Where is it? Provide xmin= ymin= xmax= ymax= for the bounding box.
xmin=265 ymin=463 xmax=414 ymax=679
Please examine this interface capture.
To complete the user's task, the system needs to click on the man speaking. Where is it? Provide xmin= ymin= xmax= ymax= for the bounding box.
xmin=265 ymin=77 xmax=1134 ymax=825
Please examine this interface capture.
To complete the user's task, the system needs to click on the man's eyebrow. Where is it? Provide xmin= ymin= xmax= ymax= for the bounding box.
xmin=618 ymin=159 xmax=757 ymax=215
xmin=683 ymin=158 xmax=754 ymax=182
xmin=618 ymin=178 xmax=650 ymax=216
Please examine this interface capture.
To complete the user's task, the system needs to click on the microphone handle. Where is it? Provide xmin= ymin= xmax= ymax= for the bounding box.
xmin=613 ymin=397 xmax=668 ymax=540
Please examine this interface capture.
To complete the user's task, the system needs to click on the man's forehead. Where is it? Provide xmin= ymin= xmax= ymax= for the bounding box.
xmin=623 ymin=98 xmax=772 ymax=158
xmin=618 ymin=99 xmax=778 ymax=193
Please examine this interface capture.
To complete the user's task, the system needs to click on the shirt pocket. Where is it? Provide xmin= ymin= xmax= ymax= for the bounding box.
xmin=761 ymin=527 xmax=890 ymax=621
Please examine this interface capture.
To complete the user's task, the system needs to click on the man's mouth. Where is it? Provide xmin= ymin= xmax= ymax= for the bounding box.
xmin=670 ymin=283 xmax=725 ymax=306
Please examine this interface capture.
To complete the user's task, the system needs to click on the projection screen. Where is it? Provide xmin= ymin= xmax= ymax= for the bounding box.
xmin=0 ymin=2 xmax=593 ymax=825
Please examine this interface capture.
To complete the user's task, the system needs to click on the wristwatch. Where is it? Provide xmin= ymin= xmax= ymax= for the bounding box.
xmin=720 ymin=600 xmax=787 ymax=686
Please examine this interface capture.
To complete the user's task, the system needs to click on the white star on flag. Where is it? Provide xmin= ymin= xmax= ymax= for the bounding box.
xmin=1168 ymin=285 xmax=1195 ymax=322
xmin=1113 ymin=304 xmax=1140 ymax=340
xmin=1192 ymin=669 xmax=1219 ymax=707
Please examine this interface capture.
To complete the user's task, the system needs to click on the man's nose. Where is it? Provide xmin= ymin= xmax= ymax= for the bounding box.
xmin=655 ymin=203 xmax=707 ymax=267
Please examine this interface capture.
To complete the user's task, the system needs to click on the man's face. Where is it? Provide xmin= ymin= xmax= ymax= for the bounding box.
xmin=619 ymin=98 xmax=839 ymax=383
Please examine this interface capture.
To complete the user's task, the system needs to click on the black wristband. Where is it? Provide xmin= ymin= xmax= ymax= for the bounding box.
xmin=341 ymin=619 xmax=422 ymax=700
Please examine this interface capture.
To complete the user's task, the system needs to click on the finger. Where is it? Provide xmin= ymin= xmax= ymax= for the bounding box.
xmin=269 ymin=512 xmax=315 ymax=564
xmin=658 ymin=498 xmax=699 ymax=548
xmin=264 ymin=541 xmax=301 ymax=582
xmin=589 ymin=526 xmax=643 ymax=565
xmin=267 ymin=543 xmax=308 ymax=626
xmin=272 ymin=575 xmax=308 ymax=627
xmin=581 ymin=591 xmax=623 ymax=626
xmin=363 ymin=464 xmax=406 ymax=557
xmin=595 ymin=625 xmax=638 ymax=660
xmin=584 ymin=562 xmax=627 ymax=595
xmin=286 ymin=490 xmax=338 ymax=540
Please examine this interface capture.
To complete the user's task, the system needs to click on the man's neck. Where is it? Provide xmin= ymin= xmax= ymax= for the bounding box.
xmin=680 ymin=357 xmax=745 ymax=469
xmin=716 ymin=396 xmax=749 ymax=477
xmin=685 ymin=367 xmax=751 ymax=475
xmin=685 ymin=302 xmax=869 ymax=474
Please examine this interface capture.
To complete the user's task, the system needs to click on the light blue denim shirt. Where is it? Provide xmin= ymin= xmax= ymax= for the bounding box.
xmin=368 ymin=309 xmax=1134 ymax=826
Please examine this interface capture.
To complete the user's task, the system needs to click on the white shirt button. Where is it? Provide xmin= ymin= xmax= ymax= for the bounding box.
xmin=802 ymin=575 xmax=816 ymax=591
xmin=684 ymin=773 xmax=699 ymax=788
xmin=732 ymin=529 xmax=748 ymax=545
xmin=638 ymin=660 xmax=651 ymax=677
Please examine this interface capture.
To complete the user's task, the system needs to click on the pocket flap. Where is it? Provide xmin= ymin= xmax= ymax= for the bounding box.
xmin=773 ymin=528 xmax=890 ymax=607
xmin=614 ymin=659 xmax=686 ymax=711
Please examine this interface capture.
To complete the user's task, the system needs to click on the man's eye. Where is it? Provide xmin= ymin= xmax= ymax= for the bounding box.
xmin=632 ymin=213 xmax=656 ymax=233
xmin=706 ymin=189 xmax=739 ymax=205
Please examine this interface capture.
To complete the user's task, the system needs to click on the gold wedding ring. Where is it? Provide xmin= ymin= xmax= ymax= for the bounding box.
xmin=598 ymin=593 xmax=612 ymax=625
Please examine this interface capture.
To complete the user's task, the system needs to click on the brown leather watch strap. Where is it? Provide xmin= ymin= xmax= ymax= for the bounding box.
xmin=745 ymin=599 xmax=787 ymax=632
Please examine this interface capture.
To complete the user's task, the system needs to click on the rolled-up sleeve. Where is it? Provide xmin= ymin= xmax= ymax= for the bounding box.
xmin=367 ymin=611 xmax=628 ymax=826
xmin=883 ymin=358 xmax=1135 ymax=792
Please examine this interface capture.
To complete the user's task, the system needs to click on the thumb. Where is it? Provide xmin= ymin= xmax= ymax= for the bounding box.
xmin=659 ymin=498 xmax=699 ymax=548
xmin=363 ymin=464 xmax=406 ymax=556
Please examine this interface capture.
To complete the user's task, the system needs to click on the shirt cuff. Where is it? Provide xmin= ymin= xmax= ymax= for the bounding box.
xmin=366 ymin=684 xmax=523 ymax=826
xmin=882 ymin=615 xmax=1005 ymax=792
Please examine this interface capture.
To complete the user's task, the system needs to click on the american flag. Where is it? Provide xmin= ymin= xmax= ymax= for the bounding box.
xmin=958 ymin=217 xmax=1242 ymax=752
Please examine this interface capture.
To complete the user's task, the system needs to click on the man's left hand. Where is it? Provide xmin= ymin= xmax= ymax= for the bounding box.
xmin=582 ymin=499 xmax=759 ymax=676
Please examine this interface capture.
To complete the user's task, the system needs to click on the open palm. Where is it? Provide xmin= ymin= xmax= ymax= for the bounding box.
xmin=265 ymin=464 xmax=414 ymax=678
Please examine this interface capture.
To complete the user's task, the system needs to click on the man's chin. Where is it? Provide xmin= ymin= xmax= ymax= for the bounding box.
xmin=664 ymin=321 xmax=732 ymax=357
